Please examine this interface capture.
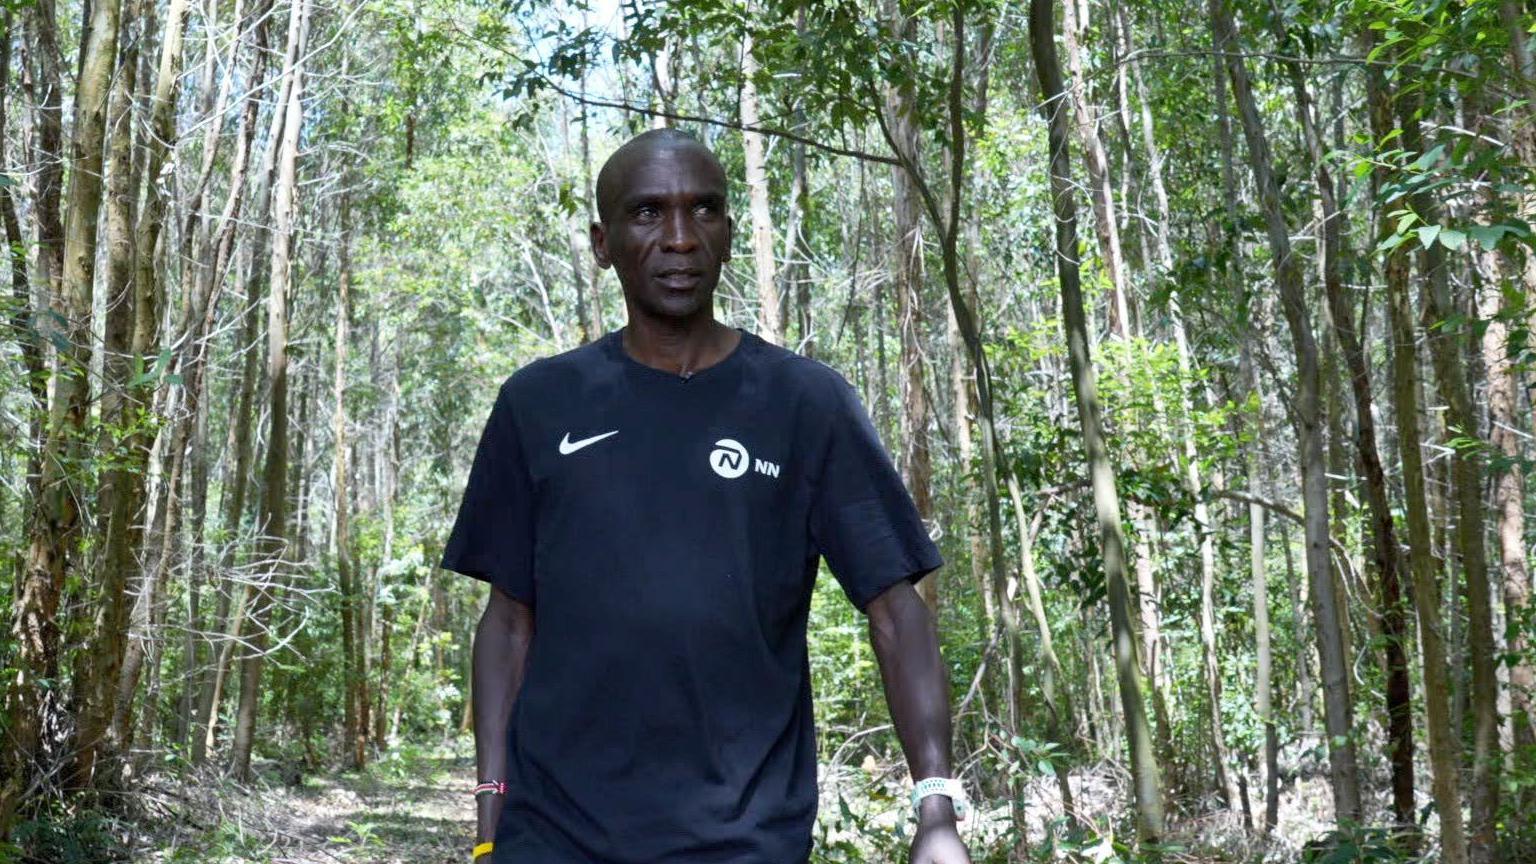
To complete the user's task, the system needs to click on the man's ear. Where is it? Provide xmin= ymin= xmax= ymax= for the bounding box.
xmin=589 ymin=221 xmax=612 ymax=269
xmin=722 ymin=215 xmax=734 ymax=263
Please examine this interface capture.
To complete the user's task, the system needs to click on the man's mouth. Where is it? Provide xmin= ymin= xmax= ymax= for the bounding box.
xmin=655 ymin=268 xmax=703 ymax=288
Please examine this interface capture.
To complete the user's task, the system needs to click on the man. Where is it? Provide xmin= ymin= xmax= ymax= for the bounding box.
xmin=441 ymin=128 xmax=973 ymax=864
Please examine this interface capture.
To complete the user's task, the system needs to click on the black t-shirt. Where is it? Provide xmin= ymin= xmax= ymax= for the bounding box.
xmin=440 ymin=327 xmax=942 ymax=864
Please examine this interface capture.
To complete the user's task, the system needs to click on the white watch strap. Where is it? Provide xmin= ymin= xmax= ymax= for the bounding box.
xmin=911 ymin=776 xmax=969 ymax=821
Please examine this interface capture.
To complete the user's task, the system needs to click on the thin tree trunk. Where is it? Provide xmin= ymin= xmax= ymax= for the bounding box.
xmin=1059 ymin=0 xmax=1130 ymax=337
xmin=3 ymin=0 xmax=122 ymax=821
xmin=1239 ymin=344 xmax=1279 ymax=833
xmin=883 ymin=0 xmax=937 ymax=612
xmin=1398 ymin=98 xmax=1501 ymax=861
xmin=187 ymin=0 xmax=274 ymax=764
xmin=230 ymin=0 xmax=311 ymax=779
xmin=103 ymin=0 xmax=196 ymax=758
xmin=67 ymin=0 xmax=142 ymax=788
xmin=1267 ymin=25 xmax=1417 ymax=826
xmin=1480 ymin=271 xmax=1534 ymax=746
xmin=739 ymin=25 xmax=780 ymax=343
xmin=1028 ymin=0 xmax=1163 ymax=841
xmin=1365 ymin=38 xmax=1468 ymax=863
xmin=1209 ymin=0 xmax=1361 ymax=823
xmin=1008 ymin=477 xmax=1077 ymax=818
xmin=334 ymin=196 xmax=364 ymax=768
xmin=0 ymin=10 xmax=45 ymax=501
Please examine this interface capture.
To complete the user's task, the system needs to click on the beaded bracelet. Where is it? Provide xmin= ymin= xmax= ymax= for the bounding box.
xmin=473 ymin=780 xmax=507 ymax=798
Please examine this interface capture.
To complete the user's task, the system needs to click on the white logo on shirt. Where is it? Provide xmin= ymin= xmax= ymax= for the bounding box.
xmin=559 ymin=430 xmax=618 ymax=455
xmin=710 ymin=439 xmax=750 ymax=478
xmin=710 ymin=438 xmax=780 ymax=479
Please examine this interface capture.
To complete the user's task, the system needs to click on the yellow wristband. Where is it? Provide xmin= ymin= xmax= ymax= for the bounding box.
xmin=473 ymin=841 xmax=494 ymax=860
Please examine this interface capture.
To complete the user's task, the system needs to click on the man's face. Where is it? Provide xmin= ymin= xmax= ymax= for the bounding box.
xmin=591 ymin=143 xmax=733 ymax=321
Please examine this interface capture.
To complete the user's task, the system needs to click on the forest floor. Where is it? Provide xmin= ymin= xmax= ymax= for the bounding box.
xmin=132 ymin=744 xmax=476 ymax=863
xmin=110 ymin=736 xmax=1355 ymax=863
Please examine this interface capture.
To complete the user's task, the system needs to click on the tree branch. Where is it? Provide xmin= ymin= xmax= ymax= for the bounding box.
xmin=538 ymin=76 xmax=902 ymax=167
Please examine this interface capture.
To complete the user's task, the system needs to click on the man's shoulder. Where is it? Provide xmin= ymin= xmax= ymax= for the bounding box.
xmin=498 ymin=337 xmax=611 ymax=400
xmin=755 ymin=344 xmax=857 ymax=407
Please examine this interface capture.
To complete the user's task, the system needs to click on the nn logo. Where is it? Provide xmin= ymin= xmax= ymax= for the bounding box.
xmin=709 ymin=438 xmax=779 ymax=480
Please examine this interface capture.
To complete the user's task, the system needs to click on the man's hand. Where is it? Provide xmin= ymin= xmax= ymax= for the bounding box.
xmin=909 ymin=796 xmax=972 ymax=863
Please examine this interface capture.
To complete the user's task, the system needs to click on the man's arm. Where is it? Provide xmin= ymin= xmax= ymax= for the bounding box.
xmin=866 ymin=580 xmax=970 ymax=863
xmin=473 ymin=586 xmax=534 ymax=844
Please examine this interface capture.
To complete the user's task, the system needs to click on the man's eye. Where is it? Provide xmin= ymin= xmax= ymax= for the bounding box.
xmin=693 ymin=203 xmax=718 ymax=217
xmin=634 ymin=205 xmax=660 ymax=219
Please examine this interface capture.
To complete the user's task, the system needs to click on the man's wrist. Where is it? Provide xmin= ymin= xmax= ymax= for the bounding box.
xmin=916 ymin=793 xmax=957 ymax=825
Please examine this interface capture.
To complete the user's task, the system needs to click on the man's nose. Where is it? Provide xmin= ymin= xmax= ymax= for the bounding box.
xmin=660 ymin=208 xmax=698 ymax=253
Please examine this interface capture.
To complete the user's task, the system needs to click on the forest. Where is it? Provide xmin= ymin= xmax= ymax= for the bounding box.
xmin=0 ymin=0 xmax=1533 ymax=860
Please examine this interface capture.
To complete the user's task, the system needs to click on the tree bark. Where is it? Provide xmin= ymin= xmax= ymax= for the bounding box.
xmin=1364 ymin=38 xmax=1468 ymax=863
xmin=1242 ymin=348 xmax=1278 ymax=834
xmin=334 ymin=196 xmax=365 ymax=768
xmin=68 ymin=0 xmax=143 ymax=787
xmin=883 ymin=0 xmax=937 ymax=613
xmin=1267 ymin=21 xmax=1416 ymax=827
xmin=1028 ymin=0 xmax=1163 ymax=841
xmin=1059 ymin=0 xmax=1130 ymax=337
xmin=1397 ymin=99 xmax=1501 ymax=862
xmin=1479 ymin=264 xmax=1534 ymax=748
xmin=3 ymin=0 xmax=122 ymax=822
xmin=229 ymin=0 xmax=311 ymax=779
xmin=1008 ymin=477 xmax=1077 ymax=818
xmin=101 ymin=0 xmax=196 ymax=760
xmin=1208 ymin=0 xmax=1361 ymax=823
xmin=740 ymin=25 xmax=781 ymax=343
xmin=0 ymin=10 xmax=45 ymax=500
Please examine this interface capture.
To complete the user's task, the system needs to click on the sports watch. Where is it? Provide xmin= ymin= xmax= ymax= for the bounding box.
xmin=910 ymin=776 xmax=970 ymax=821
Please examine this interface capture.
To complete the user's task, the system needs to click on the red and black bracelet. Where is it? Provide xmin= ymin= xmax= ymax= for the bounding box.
xmin=473 ymin=780 xmax=507 ymax=798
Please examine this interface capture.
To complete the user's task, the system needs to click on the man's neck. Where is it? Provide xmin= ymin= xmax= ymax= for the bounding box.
xmin=619 ymin=312 xmax=741 ymax=377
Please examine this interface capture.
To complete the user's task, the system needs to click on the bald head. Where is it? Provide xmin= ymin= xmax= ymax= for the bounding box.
xmin=594 ymin=129 xmax=727 ymax=224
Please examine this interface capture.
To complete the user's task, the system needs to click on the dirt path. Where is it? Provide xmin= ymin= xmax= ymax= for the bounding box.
xmin=140 ymin=746 xmax=480 ymax=863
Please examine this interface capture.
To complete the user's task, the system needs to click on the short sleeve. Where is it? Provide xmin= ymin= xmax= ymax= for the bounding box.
xmin=439 ymin=380 xmax=536 ymax=605
xmin=809 ymin=372 xmax=942 ymax=613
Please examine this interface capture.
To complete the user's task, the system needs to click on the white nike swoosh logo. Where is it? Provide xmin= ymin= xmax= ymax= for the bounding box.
xmin=558 ymin=430 xmax=618 ymax=455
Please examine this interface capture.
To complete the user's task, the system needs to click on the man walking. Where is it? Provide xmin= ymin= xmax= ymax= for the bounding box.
xmin=441 ymin=128 xmax=973 ymax=864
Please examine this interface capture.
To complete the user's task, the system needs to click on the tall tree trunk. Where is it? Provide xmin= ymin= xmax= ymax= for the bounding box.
xmin=25 ymin=0 xmax=64 ymax=306
xmin=1397 ymin=99 xmax=1501 ymax=862
xmin=3 ymin=0 xmax=122 ymax=821
xmin=1268 ymin=21 xmax=1416 ymax=827
xmin=86 ymin=0 xmax=194 ymax=779
xmin=1479 ymin=270 xmax=1534 ymax=747
xmin=334 ymin=197 xmax=365 ymax=768
xmin=1028 ymin=0 xmax=1163 ymax=841
xmin=1241 ymin=347 xmax=1278 ymax=833
xmin=69 ymin=0 xmax=143 ymax=786
xmin=188 ymin=0 xmax=276 ymax=764
xmin=229 ymin=0 xmax=311 ymax=779
xmin=1208 ymin=0 xmax=1361 ymax=823
xmin=1364 ymin=39 xmax=1468 ymax=864
xmin=102 ymin=0 xmax=197 ymax=760
xmin=1008 ymin=477 xmax=1078 ymax=818
xmin=0 ymin=10 xmax=45 ymax=499
xmin=739 ymin=25 xmax=781 ymax=343
xmin=1059 ymin=0 xmax=1129 ymax=337
xmin=883 ymin=0 xmax=937 ymax=612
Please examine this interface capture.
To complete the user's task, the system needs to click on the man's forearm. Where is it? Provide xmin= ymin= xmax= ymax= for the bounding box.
xmin=867 ymin=582 xmax=957 ymax=823
xmin=473 ymin=590 xmax=534 ymax=842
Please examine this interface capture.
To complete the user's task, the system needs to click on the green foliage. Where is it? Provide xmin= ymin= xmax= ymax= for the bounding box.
xmin=3 ymin=804 xmax=126 ymax=864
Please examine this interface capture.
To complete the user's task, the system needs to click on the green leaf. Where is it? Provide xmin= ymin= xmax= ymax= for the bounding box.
xmin=0 ymin=174 xmax=15 ymax=188
xmin=1438 ymin=228 xmax=1465 ymax=250
xmin=1467 ymin=225 xmax=1508 ymax=247
xmin=1416 ymin=224 xmax=1441 ymax=248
